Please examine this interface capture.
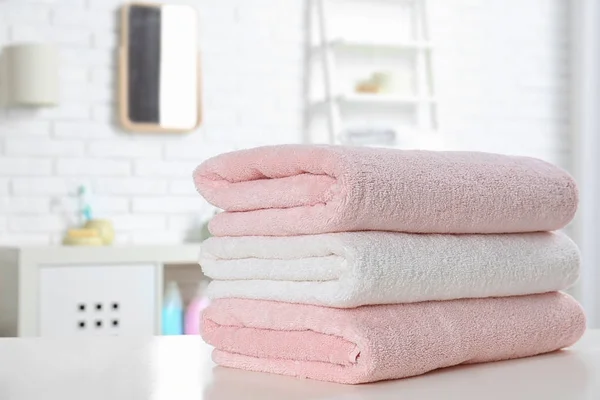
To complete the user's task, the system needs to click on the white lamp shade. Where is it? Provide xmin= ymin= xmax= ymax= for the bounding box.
xmin=1 ymin=44 xmax=59 ymax=106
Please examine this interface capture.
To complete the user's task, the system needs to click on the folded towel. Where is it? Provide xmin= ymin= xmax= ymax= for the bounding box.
xmin=200 ymin=231 xmax=579 ymax=307
xmin=193 ymin=145 xmax=578 ymax=236
xmin=201 ymin=292 xmax=585 ymax=384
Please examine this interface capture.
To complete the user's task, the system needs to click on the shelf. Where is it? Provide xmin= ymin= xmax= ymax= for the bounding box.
xmin=312 ymin=93 xmax=437 ymax=108
xmin=0 ymin=244 xmax=202 ymax=265
xmin=338 ymin=128 xmax=445 ymax=149
xmin=313 ymin=39 xmax=432 ymax=53
xmin=340 ymin=93 xmax=436 ymax=104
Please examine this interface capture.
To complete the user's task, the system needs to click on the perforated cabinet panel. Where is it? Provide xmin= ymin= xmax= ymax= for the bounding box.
xmin=39 ymin=264 xmax=156 ymax=336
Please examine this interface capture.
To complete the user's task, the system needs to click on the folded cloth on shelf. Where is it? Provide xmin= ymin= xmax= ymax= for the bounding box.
xmin=201 ymin=293 xmax=586 ymax=384
xmin=193 ymin=145 xmax=578 ymax=236
xmin=200 ymin=231 xmax=579 ymax=307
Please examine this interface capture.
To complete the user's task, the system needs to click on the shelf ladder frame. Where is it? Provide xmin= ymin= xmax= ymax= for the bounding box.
xmin=305 ymin=0 xmax=438 ymax=144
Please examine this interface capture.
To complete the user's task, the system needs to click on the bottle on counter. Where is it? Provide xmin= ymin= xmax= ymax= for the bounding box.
xmin=162 ymin=281 xmax=184 ymax=335
xmin=185 ymin=281 xmax=211 ymax=335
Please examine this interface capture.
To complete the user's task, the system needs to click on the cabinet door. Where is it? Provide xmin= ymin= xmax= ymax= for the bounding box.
xmin=39 ymin=264 xmax=156 ymax=336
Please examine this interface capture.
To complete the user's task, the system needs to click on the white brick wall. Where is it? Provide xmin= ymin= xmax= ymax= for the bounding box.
xmin=5 ymin=138 xmax=84 ymax=156
xmin=0 ymin=0 xmax=570 ymax=245
xmin=12 ymin=177 xmax=75 ymax=195
xmin=88 ymin=140 xmax=162 ymax=159
xmin=0 ymin=0 xmax=303 ymax=244
xmin=0 ymin=158 xmax=52 ymax=176
xmin=132 ymin=197 xmax=203 ymax=213
xmin=56 ymin=159 xmax=131 ymax=176
xmin=0 ymin=121 xmax=51 ymax=136
xmin=8 ymin=215 xmax=64 ymax=232
xmin=429 ymin=0 xmax=571 ymax=168
xmin=93 ymin=177 xmax=168 ymax=195
xmin=133 ymin=160 xmax=199 ymax=177
xmin=169 ymin=180 xmax=198 ymax=195
xmin=0 ymin=179 xmax=10 ymax=195
xmin=0 ymin=197 xmax=50 ymax=214
xmin=53 ymin=122 xmax=115 ymax=138
xmin=111 ymin=214 xmax=167 ymax=230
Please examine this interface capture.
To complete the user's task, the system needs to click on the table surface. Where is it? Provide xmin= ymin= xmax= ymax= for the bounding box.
xmin=0 ymin=330 xmax=598 ymax=400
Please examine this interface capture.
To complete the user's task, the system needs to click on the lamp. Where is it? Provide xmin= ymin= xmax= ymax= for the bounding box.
xmin=0 ymin=43 xmax=59 ymax=107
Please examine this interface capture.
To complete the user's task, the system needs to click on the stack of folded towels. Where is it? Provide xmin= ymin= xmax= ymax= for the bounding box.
xmin=193 ymin=145 xmax=585 ymax=385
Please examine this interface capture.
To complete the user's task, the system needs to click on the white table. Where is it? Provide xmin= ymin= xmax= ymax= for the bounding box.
xmin=0 ymin=331 xmax=599 ymax=400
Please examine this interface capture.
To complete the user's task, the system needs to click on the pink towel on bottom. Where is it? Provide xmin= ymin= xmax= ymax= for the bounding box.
xmin=201 ymin=292 xmax=585 ymax=384
xmin=193 ymin=145 xmax=578 ymax=236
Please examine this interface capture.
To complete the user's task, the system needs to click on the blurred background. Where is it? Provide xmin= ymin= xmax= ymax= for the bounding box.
xmin=0 ymin=0 xmax=598 ymax=336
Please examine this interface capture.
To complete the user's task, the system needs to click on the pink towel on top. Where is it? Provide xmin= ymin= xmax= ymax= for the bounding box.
xmin=193 ymin=145 xmax=578 ymax=237
xmin=201 ymin=292 xmax=585 ymax=384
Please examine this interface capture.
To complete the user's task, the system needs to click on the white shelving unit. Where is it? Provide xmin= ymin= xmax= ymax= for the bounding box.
xmin=0 ymin=245 xmax=203 ymax=337
xmin=304 ymin=0 xmax=438 ymax=145
xmin=313 ymin=38 xmax=433 ymax=52
xmin=312 ymin=93 xmax=437 ymax=107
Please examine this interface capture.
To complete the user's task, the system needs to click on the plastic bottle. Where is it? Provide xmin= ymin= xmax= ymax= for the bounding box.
xmin=77 ymin=184 xmax=93 ymax=225
xmin=162 ymin=281 xmax=183 ymax=335
xmin=184 ymin=281 xmax=210 ymax=335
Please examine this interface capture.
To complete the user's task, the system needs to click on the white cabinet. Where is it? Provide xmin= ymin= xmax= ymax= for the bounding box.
xmin=0 ymin=245 xmax=202 ymax=337
xmin=39 ymin=264 xmax=156 ymax=336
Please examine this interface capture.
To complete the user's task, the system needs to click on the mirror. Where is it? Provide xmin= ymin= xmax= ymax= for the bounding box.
xmin=119 ymin=3 xmax=201 ymax=133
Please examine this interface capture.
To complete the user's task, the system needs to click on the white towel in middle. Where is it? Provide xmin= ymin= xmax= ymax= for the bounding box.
xmin=200 ymin=231 xmax=579 ymax=308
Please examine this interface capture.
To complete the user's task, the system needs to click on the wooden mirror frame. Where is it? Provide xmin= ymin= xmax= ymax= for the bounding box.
xmin=119 ymin=2 xmax=203 ymax=133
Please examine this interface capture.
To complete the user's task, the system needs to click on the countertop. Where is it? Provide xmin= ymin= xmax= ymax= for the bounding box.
xmin=0 ymin=330 xmax=598 ymax=400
